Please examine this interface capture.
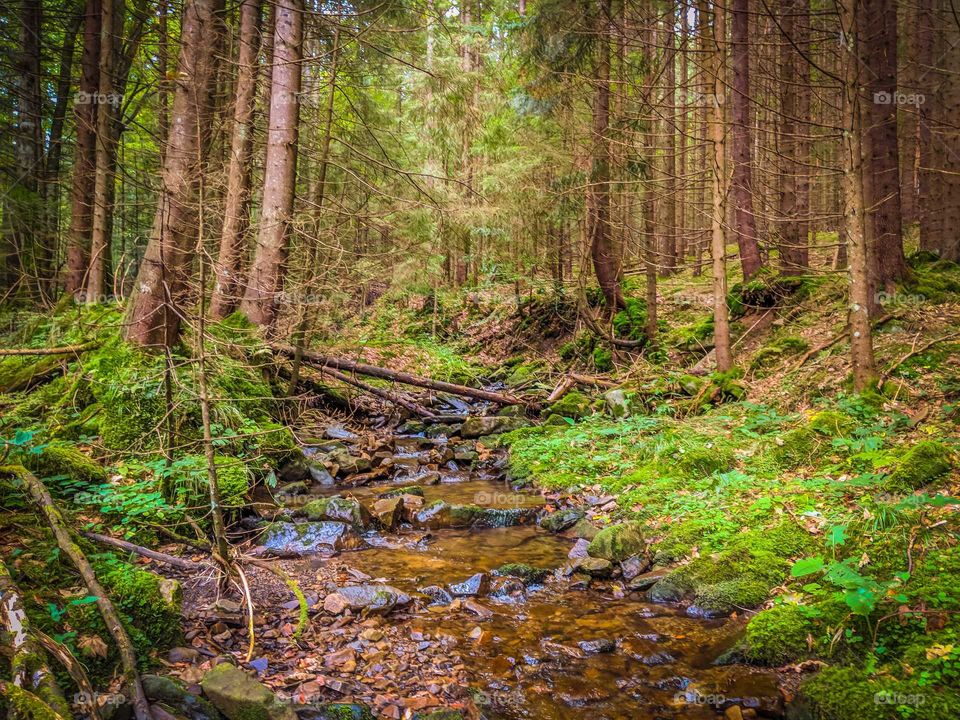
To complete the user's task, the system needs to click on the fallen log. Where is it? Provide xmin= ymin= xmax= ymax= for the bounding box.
xmin=272 ymin=343 xmax=531 ymax=407
xmin=8 ymin=466 xmax=155 ymax=720
xmin=309 ymin=365 xmax=438 ymax=419
xmin=0 ymin=560 xmax=71 ymax=718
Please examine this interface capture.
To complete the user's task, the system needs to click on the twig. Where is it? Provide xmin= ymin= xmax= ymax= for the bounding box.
xmin=34 ymin=629 xmax=104 ymax=720
xmin=882 ymin=331 xmax=960 ymax=380
xmin=0 ymin=342 xmax=98 ymax=356
xmin=241 ymin=556 xmax=308 ymax=639
xmin=235 ymin=565 xmax=256 ymax=663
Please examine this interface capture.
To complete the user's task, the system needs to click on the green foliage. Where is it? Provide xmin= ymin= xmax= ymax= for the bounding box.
xmin=611 ymin=298 xmax=648 ymax=342
xmin=750 ymin=335 xmax=809 ymax=372
xmin=21 ymin=443 xmax=108 ymax=495
xmin=592 ymin=346 xmax=613 ymax=372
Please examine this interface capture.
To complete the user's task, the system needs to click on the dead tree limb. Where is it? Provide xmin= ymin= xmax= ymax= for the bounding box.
xmin=82 ymin=532 xmax=210 ymax=572
xmin=0 ymin=342 xmax=98 ymax=357
xmin=271 ymin=343 xmax=531 ymax=407
xmin=308 ymin=366 xmax=438 ymax=418
xmin=0 ymin=561 xmax=71 ymax=718
xmin=34 ymin=629 xmax=104 ymax=720
xmin=8 ymin=466 xmax=154 ymax=720
xmin=0 ymin=681 xmax=69 ymax=720
xmin=882 ymin=331 xmax=960 ymax=380
xmin=793 ymin=313 xmax=897 ymax=371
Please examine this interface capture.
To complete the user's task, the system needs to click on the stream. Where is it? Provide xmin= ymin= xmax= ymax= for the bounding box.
xmin=264 ymin=402 xmax=785 ymax=720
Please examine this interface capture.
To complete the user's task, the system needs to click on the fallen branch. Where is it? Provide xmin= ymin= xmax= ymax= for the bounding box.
xmin=882 ymin=331 xmax=960 ymax=380
xmin=35 ymin=629 xmax=104 ymax=720
xmin=310 ymin=365 xmax=438 ymax=419
xmin=8 ymin=466 xmax=154 ymax=720
xmin=0 ymin=342 xmax=98 ymax=357
xmin=272 ymin=343 xmax=530 ymax=407
xmin=82 ymin=532 xmax=210 ymax=572
xmin=568 ymin=373 xmax=620 ymax=389
xmin=0 ymin=560 xmax=71 ymax=718
xmin=546 ymin=377 xmax=576 ymax=405
xmin=793 ymin=313 xmax=896 ymax=370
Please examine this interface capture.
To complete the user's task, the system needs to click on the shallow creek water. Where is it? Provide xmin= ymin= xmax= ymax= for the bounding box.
xmin=291 ymin=426 xmax=783 ymax=720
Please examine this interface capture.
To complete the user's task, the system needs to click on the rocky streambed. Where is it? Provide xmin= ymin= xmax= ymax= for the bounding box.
xmin=176 ymin=401 xmax=786 ymax=720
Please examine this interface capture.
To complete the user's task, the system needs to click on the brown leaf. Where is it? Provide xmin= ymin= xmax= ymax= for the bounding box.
xmin=78 ymin=635 xmax=109 ymax=658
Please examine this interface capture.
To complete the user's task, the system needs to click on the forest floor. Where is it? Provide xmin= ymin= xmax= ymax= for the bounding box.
xmin=2 ymin=250 xmax=960 ymax=720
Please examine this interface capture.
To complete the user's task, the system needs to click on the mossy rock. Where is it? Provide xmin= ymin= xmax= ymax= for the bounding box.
xmin=886 ymin=440 xmax=954 ymax=492
xmin=745 ymin=604 xmax=812 ymax=665
xmin=691 ymin=578 xmax=769 ymax=616
xmin=676 ymin=444 xmax=734 ymax=477
xmin=22 ymin=444 xmax=107 ymax=491
xmin=100 ymin=563 xmax=183 ymax=648
xmin=750 ymin=335 xmax=809 ymax=371
xmin=770 ymin=426 xmax=820 ymax=468
xmin=593 ymin=347 xmax=613 ymax=372
xmin=201 ymin=663 xmax=296 ymax=720
xmin=505 ymin=361 xmax=546 ymax=387
xmin=0 ymin=355 xmax=64 ymax=394
xmin=546 ymin=391 xmax=592 ymax=420
xmin=587 ymin=521 xmax=647 ymax=562
xmin=300 ymin=496 xmax=371 ymax=529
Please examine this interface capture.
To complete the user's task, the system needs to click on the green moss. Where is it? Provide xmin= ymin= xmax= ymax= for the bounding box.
xmin=587 ymin=521 xmax=646 ymax=562
xmin=693 ymin=578 xmax=769 ymax=615
xmin=172 ymin=454 xmax=250 ymax=509
xmin=0 ymin=681 xmax=65 ymax=720
xmin=547 ymin=390 xmax=592 ymax=420
xmin=301 ymin=496 xmax=369 ymax=528
xmin=100 ymin=563 xmax=182 ymax=648
xmin=505 ymin=361 xmax=546 ymax=387
xmin=0 ymin=355 xmax=64 ymax=394
xmin=795 ymin=667 xmax=888 ymax=720
xmin=22 ymin=444 xmax=107 ymax=489
xmin=750 ymin=335 xmax=809 ymax=371
xmin=886 ymin=440 xmax=954 ymax=492
xmin=770 ymin=426 xmax=819 ymax=468
xmin=611 ymin=298 xmax=648 ymax=342
xmin=593 ymin=346 xmax=613 ymax=372
xmin=494 ymin=563 xmax=549 ymax=583
xmin=745 ymin=604 xmax=811 ymax=665
xmin=676 ymin=444 xmax=734 ymax=476
xmin=808 ymin=410 xmax=855 ymax=436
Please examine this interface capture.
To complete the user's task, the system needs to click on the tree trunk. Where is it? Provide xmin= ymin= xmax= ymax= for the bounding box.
xmin=730 ymin=0 xmax=762 ymax=279
xmin=662 ymin=14 xmax=678 ymax=275
xmin=861 ymin=0 xmax=907 ymax=286
xmin=64 ymin=0 xmax=101 ymax=297
xmin=840 ymin=0 xmax=877 ymax=391
xmin=239 ymin=0 xmax=303 ymax=328
xmin=777 ymin=0 xmax=807 ymax=274
xmin=85 ymin=0 xmax=120 ymax=303
xmin=706 ymin=0 xmax=733 ymax=372
xmin=588 ymin=0 xmax=622 ymax=311
xmin=210 ymin=0 xmax=262 ymax=320
xmin=123 ymin=0 xmax=225 ymax=347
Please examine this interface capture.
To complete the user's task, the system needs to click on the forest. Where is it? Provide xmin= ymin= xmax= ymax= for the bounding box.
xmin=0 ymin=0 xmax=959 ymax=718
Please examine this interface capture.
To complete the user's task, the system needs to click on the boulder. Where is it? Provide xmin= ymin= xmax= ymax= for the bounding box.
xmin=258 ymin=522 xmax=364 ymax=557
xmin=603 ymin=388 xmax=631 ymax=418
xmin=322 ymin=584 xmax=412 ymax=615
xmin=299 ymin=496 xmax=370 ymax=529
xmin=370 ymin=497 xmax=402 ymax=530
xmin=587 ymin=521 xmax=647 ymax=562
xmin=569 ymin=556 xmax=613 ymax=577
xmin=200 ymin=664 xmax=296 ymax=720
xmin=578 ymin=639 xmax=616 ymax=654
xmin=306 ymin=461 xmax=336 ymax=486
xmin=493 ymin=563 xmax=549 ymax=584
xmin=460 ymin=416 xmax=527 ymax=439
xmin=538 ymin=507 xmax=584 ymax=533
xmin=142 ymin=675 xmax=221 ymax=720
xmin=620 ymin=555 xmax=651 ymax=581
xmin=417 ymin=585 xmax=454 ymax=606
xmin=323 ymin=447 xmax=372 ymax=476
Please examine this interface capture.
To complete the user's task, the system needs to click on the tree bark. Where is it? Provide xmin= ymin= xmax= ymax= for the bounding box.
xmin=210 ymin=0 xmax=263 ymax=319
xmin=123 ymin=0 xmax=226 ymax=347
xmin=706 ymin=0 xmax=733 ymax=372
xmin=839 ymin=0 xmax=877 ymax=391
xmin=588 ymin=0 xmax=623 ymax=311
xmin=240 ymin=0 xmax=304 ymax=328
xmin=861 ymin=0 xmax=907 ymax=286
xmin=730 ymin=0 xmax=762 ymax=279
xmin=64 ymin=0 xmax=101 ymax=297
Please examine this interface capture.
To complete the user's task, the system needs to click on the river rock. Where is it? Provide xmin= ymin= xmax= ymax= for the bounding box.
xmin=489 ymin=576 xmax=525 ymax=601
xmin=587 ymin=521 xmax=647 ymax=562
xmin=324 ymin=447 xmax=372 ymax=476
xmin=418 ymin=585 xmax=454 ymax=606
xmin=258 ymin=521 xmax=364 ymax=556
xmin=299 ymin=497 xmax=370 ymax=529
xmin=371 ymin=497 xmax=402 ymax=530
xmin=628 ymin=568 xmax=670 ymax=591
xmin=566 ymin=518 xmax=600 ymax=540
xmin=142 ymin=674 xmax=221 ymax=720
xmin=452 ymin=444 xmax=478 ymax=462
xmin=399 ymin=494 xmax=424 ymax=521
xmin=569 ymin=556 xmax=613 ymax=577
xmin=306 ymin=461 xmax=336 ymax=486
xmin=620 ymin=555 xmax=651 ymax=581
xmin=568 ymin=538 xmax=591 ymax=559
xmin=200 ymin=663 xmax=296 ymax=720
xmin=322 ymin=584 xmax=412 ymax=615
xmin=377 ymin=485 xmax=424 ymax=499
xmin=539 ymin=507 xmax=584 ymax=533
xmin=460 ymin=416 xmax=527 ymax=438
xmin=324 ymin=425 xmax=358 ymax=441
xmin=578 ymin=639 xmax=616 ymax=654
xmin=448 ymin=572 xmax=489 ymax=596
xmin=493 ymin=563 xmax=549 ymax=584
